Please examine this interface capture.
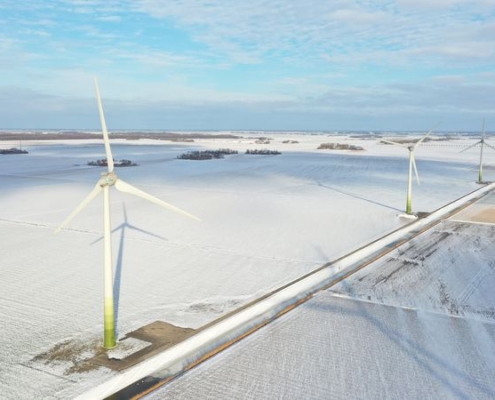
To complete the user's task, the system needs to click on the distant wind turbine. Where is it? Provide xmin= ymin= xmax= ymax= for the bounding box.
xmin=460 ymin=118 xmax=495 ymax=184
xmin=55 ymin=78 xmax=200 ymax=349
xmin=381 ymin=124 xmax=439 ymax=215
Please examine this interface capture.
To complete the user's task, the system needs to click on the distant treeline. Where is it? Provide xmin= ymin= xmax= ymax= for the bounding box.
xmin=379 ymin=137 xmax=451 ymax=145
xmin=0 ymin=132 xmax=241 ymax=142
xmin=177 ymin=149 xmax=238 ymax=160
xmin=0 ymin=148 xmax=28 ymax=154
xmin=87 ymin=158 xmax=137 ymax=167
xmin=245 ymin=149 xmax=281 ymax=155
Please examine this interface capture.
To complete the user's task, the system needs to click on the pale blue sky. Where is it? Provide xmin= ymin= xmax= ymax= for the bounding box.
xmin=0 ymin=0 xmax=494 ymax=131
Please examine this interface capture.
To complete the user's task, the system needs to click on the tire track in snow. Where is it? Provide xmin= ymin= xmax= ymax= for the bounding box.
xmin=457 ymin=265 xmax=493 ymax=305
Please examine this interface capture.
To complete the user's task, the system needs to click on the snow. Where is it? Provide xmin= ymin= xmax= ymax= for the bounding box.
xmin=73 ymin=178 xmax=495 ymax=399
xmin=145 ymin=293 xmax=495 ymax=400
xmin=0 ymin=132 xmax=492 ymax=398
xmin=107 ymin=338 xmax=151 ymax=360
xmin=330 ymin=195 xmax=495 ymax=324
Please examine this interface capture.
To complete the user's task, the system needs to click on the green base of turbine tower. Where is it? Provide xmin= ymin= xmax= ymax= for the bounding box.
xmin=406 ymin=197 xmax=412 ymax=215
xmin=104 ymin=330 xmax=116 ymax=349
xmin=104 ymin=299 xmax=116 ymax=349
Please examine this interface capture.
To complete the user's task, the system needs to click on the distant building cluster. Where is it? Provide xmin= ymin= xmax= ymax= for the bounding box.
xmin=317 ymin=143 xmax=364 ymax=151
xmin=255 ymin=138 xmax=271 ymax=144
xmin=87 ymin=158 xmax=137 ymax=167
xmin=177 ymin=149 xmax=238 ymax=160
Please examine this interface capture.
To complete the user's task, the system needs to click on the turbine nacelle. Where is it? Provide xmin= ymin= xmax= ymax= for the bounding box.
xmin=99 ymin=172 xmax=118 ymax=187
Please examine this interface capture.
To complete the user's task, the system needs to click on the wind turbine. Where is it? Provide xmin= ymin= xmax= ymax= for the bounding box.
xmin=381 ymin=124 xmax=439 ymax=215
xmin=460 ymin=118 xmax=495 ymax=184
xmin=55 ymin=78 xmax=200 ymax=349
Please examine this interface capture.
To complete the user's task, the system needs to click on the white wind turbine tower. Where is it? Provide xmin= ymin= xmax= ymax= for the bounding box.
xmin=381 ymin=124 xmax=439 ymax=216
xmin=55 ymin=78 xmax=200 ymax=349
xmin=460 ymin=118 xmax=495 ymax=184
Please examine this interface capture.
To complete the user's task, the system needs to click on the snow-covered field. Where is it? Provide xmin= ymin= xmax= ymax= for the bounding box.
xmin=0 ymin=132 xmax=491 ymax=398
xmin=147 ymin=293 xmax=495 ymax=400
xmin=331 ymin=215 xmax=495 ymax=324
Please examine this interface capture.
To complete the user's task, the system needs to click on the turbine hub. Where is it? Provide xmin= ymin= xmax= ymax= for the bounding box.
xmin=408 ymin=146 xmax=414 ymax=152
xmin=99 ymin=171 xmax=117 ymax=187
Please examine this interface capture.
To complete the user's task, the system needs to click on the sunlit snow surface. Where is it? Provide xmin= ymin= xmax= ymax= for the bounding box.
xmin=147 ymin=294 xmax=495 ymax=400
xmin=0 ymin=133 xmax=492 ymax=398
xmin=331 ymin=216 xmax=495 ymax=324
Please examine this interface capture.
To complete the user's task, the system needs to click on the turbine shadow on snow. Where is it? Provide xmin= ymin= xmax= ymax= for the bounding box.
xmin=314 ymin=181 xmax=402 ymax=213
xmin=89 ymin=204 xmax=166 ymax=246
xmin=307 ymin=281 xmax=495 ymax=399
xmin=312 ymin=244 xmax=330 ymax=263
xmin=91 ymin=203 xmax=167 ymax=336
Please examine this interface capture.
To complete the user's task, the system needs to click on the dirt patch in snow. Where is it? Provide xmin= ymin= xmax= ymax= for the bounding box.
xmin=31 ymin=337 xmax=105 ymax=375
xmin=470 ymin=208 xmax=495 ymax=223
xmin=90 ymin=320 xmax=196 ymax=371
xmin=452 ymin=204 xmax=495 ymax=224
xmin=31 ymin=321 xmax=196 ymax=375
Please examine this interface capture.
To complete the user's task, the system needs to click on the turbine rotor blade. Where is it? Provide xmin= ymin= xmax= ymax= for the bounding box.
xmin=482 ymin=118 xmax=486 ymax=140
xmin=484 ymin=142 xmax=495 ymax=152
xmin=55 ymin=182 xmax=103 ymax=233
xmin=414 ymin=122 xmax=441 ymax=148
xmin=94 ymin=77 xmax=114 ymax=173
xmin=460 ymin=141 xmax=482 ymax=153
xmin=411 ymin=152 xmax=420 ymax=185
xmin=380 ymin=139 xmax=408 ymax=147
xmin=115 ymin=179 xmax=201 ymax=221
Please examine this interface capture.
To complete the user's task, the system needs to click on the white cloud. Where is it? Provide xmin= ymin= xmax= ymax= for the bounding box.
xmin=329 ymin=8 xmax=389 ymax=25
xmin=397 ymin=0 xmax=495 ymax=11
xmin=97 ymin=15 xmax=122 ymax=22
xmin=320 ymin=78 xmax=495 ymax=116
xmin=404 ymin=43 xmax=494 ymax=61
xmin=430 ymin=75 xmax=466 ymax=84
xmin=135 ymin=1 xmax=389 ymax=62
xmin=134 ymin=0 xmax=495 ymax=66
